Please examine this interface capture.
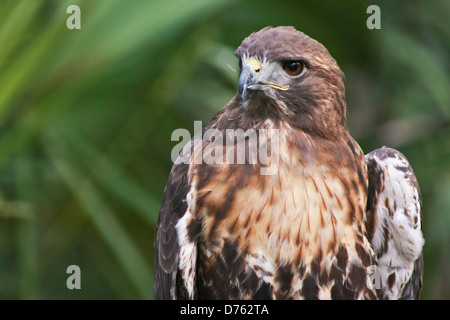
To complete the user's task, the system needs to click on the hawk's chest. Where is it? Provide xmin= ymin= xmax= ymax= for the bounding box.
xmin=192 ymin=130 xmax=365 ymax=252
xmin=185 ymin=127 xmax=369 ymax=299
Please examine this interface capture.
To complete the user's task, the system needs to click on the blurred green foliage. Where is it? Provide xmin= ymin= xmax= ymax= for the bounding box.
xmin=0 ymin=0 xmax=448 ymax=299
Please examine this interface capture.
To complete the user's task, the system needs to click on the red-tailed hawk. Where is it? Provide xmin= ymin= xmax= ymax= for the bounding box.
xmin=154 ymin=26 xmax=424 ymax=300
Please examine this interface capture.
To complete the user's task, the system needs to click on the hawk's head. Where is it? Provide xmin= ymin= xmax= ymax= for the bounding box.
xmin=235 ymin=26 xmax=347 ymax=138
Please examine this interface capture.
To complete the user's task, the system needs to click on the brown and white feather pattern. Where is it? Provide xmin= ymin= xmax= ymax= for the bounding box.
xmin=153 ymin=26 xmax=424 ymax=300
xmin=366 ymin=147 xmax=424 ymax=299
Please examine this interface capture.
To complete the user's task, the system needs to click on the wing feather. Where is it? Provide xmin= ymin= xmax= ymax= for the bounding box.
xmin=153 ymin=144 xmax=192 ymax=299
xmin=365 ymin=147 xmax=424 ymax=299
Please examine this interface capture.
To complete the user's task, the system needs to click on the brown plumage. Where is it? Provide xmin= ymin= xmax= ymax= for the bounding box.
xmin=154 ymin=26 xmax=424 ymax=299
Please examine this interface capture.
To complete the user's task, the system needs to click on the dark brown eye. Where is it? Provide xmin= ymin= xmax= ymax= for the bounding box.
xmin=282 ymin=60 xmax=303 ymax=76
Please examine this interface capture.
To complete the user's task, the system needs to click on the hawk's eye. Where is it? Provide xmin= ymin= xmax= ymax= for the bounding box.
xmin=282 ymin=60 xmax=303 ymax=76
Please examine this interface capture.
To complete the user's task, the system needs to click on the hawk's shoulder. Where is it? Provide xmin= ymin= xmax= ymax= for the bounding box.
xmin=153 ymin=141 xmax=193 ymax=299
xmin=365 ymin=147 xmax=424 ymax=299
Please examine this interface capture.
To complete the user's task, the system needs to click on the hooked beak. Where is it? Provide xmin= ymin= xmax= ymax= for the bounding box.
xmin=238 ymin=58 xmax=290 ymax=100
xmin=238 ymin=64 xmax=257 ymax=100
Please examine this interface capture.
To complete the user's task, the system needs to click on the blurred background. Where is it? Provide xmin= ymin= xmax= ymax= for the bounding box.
xmin=0 ymin=0 xmax=448 ymax=299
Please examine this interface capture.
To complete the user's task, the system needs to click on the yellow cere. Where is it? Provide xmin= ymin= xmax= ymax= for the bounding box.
xmin=248 ymin=58 xmax=262 ymax=74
